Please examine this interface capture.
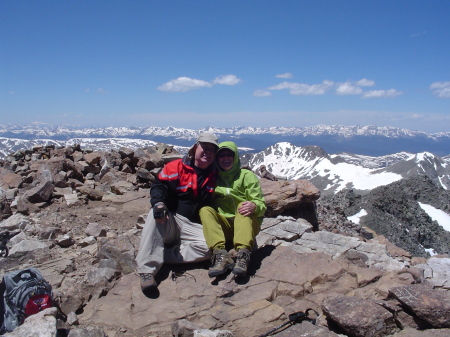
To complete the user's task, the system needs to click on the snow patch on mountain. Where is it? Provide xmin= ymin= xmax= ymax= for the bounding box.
xmin=243 ymin=142 xmax=450 ymax=194
xmin=333 ymin=152 xmax=414 ymax=169
xmin=419 ymin=202 xmax=450 ymax=232
xmin=347 ymin=209 xmax=368 ymax=224
xmin=245 ymin=142 xmax=403 ymax=193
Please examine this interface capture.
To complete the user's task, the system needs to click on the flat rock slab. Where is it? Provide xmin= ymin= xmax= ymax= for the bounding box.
xmin=79 ymin=246 xmax=349 ymax=336
xmin=257 ymin=246 xmax=346 ymax=286
xmin=389 ymin=284 xmax=450 ymax=328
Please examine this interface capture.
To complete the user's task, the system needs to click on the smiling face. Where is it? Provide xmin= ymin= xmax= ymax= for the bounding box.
xmin=194 ymin=142 xmax=217 ymax=169
xmin=217 ymin=149 xmax=235 ymax=171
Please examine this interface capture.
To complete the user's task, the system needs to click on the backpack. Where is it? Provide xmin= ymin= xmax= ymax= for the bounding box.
xmin=0 ymin=268 xmax=53 ymax=333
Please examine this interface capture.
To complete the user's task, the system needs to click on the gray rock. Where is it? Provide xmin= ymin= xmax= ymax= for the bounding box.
xmin=110 ymin=181 xmax=137 ymax=195
xmin=78 ymin=186 xmax=104 ymax=200
xmin=389 ymin=284 xmax=450 ymax=328
xmin=322 ymin=294 xmax=398 ymax=337
xmin=85 ymin=223 xmax=106 ymax=237
xmin=53 ymin=187 xmax=74 ymax=197
xmin=67 ymin=312 xmax=79 ymax=326
xmin=0 ymin=213 xmax=31 ymax=230
xmin=84 ymin=267 xmax=117 ymax=286
xmin=2 ymin=307 xmax=58 ymax=337
xmin=172 ymin=319 xmax=204 ymax=337
xmin=78 ymin=236 xmax=96 ymax=247
xmin=9 ymin=239 xmax=48 ymax=257
xmin=67 ymin=326 xmax=108 ymax=337
xmin=23 ymin=181 xmax=54 ymax=203
xmin=38 ymin=226 xmax=62 ymax=240
xmin=56 ymin=234 xmax=75 ymax=247
xmin=416 ymin=256 xmax=450 ymax=289
xmin=64 ymin=193 xmax=84 ymax=207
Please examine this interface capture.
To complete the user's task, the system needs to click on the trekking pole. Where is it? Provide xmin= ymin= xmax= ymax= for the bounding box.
xmin=257 ymin=308 xmax=320 ymax=337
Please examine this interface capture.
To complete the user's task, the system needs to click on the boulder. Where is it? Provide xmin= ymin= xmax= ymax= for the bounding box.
xmin=22 ymin=181 xmax=54 ymax=203
xmin=83 ymin=151 xmax=103 ymax=166
xmin=0 ymin=168 xmax=22 ymax=189
xmin=389 ymin=284 xmax=450 ymax=328
xmin=260 ymin=179 xmax=320 ymax=217
xmin=322 ymin=294 xmax=398 ymax=337
xmin=2 ymin=307 xmax=58 ymax=337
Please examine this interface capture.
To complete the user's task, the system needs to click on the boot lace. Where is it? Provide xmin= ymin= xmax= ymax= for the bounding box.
xmin=236 ymin=250 xmax=251 ymax=269
xmin=211 ymin=251 xmax=225 ymax=268
xmin=140 ymin=273 xmax=154 ymax=282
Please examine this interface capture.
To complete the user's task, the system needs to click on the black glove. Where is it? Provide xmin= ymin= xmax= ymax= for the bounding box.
xmin=153 ymin=202 xmax=167 ymax=220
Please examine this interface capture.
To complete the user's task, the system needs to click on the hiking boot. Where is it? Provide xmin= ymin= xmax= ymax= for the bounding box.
xmin=139 ymin=273 xmax=157 ymax=292
xmin=208 ymin=249 xmax=234 ymax=278
xmin=233 ymin=248 xmax=251 ymax=277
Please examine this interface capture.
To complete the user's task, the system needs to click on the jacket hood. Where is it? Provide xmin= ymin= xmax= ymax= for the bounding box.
xmin=217 ymin=141 xmax=241 ymax=176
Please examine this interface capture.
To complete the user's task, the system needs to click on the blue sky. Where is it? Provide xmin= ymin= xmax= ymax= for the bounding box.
xmin=1 ymin=1 xmax=449 ymax=132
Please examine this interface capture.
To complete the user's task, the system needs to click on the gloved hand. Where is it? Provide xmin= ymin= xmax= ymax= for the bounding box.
xmin=153 ymin=202 xmax=167 ymax=220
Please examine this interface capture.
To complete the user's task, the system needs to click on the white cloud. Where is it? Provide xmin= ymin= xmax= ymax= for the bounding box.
xmin=411 ymin=114 xmax=424 ymax=119
xmin=275 ymin=72 xmax=293 ymax=79
xmin=96 ymin=88 xmax=109 ymax=94
xmin=253 ymin=89 xmax=272 ymax=97
xmin=336 ymin=82 xmax=363 ymax=95
xmin=158 ymin=77 xmax=212 ymax=92
xmin=356 ymin=78 xmax=375 ymax=87
xmin=269 ymin=80 xmax=334 ymax=95
xmin=158 ymin=75 xmax=241 ymax=92
xmin=430 ymin=81 xmax=450 ymax=98
xmin=213 ymin=74 xmax=241 ymax=86
xmin=336 ymin=78 xmax=375 ymax=95
xmin=411 ymin=31 xmax=427 ymax=38
xmin=362 ymin=89 xmax=403 ymax=99
xmin=8 ymin=91 xmax=15 ymax=95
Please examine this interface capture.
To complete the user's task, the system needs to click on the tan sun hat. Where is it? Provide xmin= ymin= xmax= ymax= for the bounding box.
xmin=187 ymin=132 xmax=219 ymax=157
xmin=196 ymin=132 xmax=219 ymax=147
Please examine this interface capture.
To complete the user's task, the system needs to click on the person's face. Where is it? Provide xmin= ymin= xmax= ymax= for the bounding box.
xmin=194 ymin=142 xmax=216 ymax=169
xmin=217 ymin=149 xmax=234 ymax=171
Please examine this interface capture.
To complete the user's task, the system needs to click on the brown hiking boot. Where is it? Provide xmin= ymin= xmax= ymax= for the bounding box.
xmin=139 ymin=273 xmax=157 ymax=292
xmin=233 ymin=248 xmax=251 ymax=277
xmin=208 ymin=249 xmax=234 ymax=278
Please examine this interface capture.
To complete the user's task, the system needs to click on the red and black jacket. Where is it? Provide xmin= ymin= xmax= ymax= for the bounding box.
xmin=150 ymin=156 xmax=217 ymax=223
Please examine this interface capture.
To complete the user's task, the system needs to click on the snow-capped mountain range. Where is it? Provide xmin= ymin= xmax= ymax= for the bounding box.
xmin=1 ymin=124 xmax=449 ymax=256
xmin=1 ymin=124 xmax=449 ymax=196
xmin=1 ymin=123 xmax=450 ymax=156
xmin=241 ymin=143 xmax=450 ymax=195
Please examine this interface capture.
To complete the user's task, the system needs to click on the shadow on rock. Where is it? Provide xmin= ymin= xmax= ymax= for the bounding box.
xmin=249 ymin=244 xmax=276 ymax=275
xmin=142 ymin=286 xmax=160 ymax=299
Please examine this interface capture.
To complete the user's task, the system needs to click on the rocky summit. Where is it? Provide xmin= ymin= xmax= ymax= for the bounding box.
xmin=1 ymin=144 xmax=450 ymax=337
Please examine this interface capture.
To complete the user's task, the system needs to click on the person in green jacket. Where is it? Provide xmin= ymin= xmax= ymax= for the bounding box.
xmin=199 ymin=141 xmax=266 ymax=277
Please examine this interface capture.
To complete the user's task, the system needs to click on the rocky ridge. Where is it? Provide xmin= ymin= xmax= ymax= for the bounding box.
xmin=1 ymin=144 xmax=450 ymax=336
xmin=322 ymin=176 xmax=450 ymax=258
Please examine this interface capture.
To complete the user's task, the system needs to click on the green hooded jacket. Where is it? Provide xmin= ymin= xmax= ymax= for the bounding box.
xmin=214 ymin=141 xmax=266 ymax=221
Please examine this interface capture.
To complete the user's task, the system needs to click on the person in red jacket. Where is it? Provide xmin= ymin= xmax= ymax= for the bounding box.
xmin=136 ymin=132 xmax=219 ymax=295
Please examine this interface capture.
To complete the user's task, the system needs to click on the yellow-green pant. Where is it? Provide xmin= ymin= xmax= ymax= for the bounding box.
xmin=199 ymin=203 xmax=261 ymax=251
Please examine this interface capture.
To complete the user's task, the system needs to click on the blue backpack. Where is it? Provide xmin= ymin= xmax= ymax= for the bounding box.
xmin=0 ymin=268 xmax=53 ymax=333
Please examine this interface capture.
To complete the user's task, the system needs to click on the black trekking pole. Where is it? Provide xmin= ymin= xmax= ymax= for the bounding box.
xmin=257 ymin=308 xmax=320 ymax=337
